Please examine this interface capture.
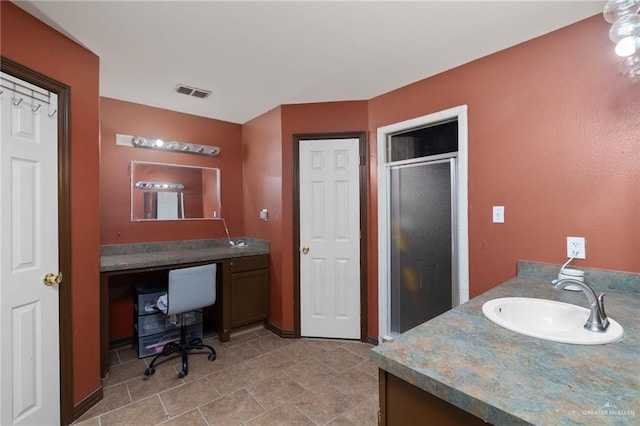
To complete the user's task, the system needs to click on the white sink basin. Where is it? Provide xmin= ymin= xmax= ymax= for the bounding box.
xmin=482 ymin=297 xmax=624 ymax=345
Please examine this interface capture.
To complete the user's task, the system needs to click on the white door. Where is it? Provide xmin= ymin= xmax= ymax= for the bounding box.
xmin=299 ymin=138 xmax=360 ymax=339
xmin=0 ymin=73 xmax=60 ymax=425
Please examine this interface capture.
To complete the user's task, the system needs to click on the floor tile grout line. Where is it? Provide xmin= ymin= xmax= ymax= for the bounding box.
xmin=197 ymin=406 xmax=212 ymax=426
xmin=154 ymin=393 xmax=171 ymax=424
xmin=88 ymin=392 xmax=165 ymax=425
xmin=125 ymin=382 xmax=133 ymax=405
xmin=155 ymin=377 xmax=197 ymax=420
xmin=245 ymin=387 xmax=270 ymax=418
xmin=159 ymin=391 xmax=221 ymax=424
xmin=156 ymin=377 xmax=228 ymax=424
xmin=294 ymin=402 xmax=322 ymax=426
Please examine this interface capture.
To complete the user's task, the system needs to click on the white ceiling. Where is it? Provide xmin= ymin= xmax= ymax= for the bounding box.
xmin=16 ymin=1 xmax=604 ymax=124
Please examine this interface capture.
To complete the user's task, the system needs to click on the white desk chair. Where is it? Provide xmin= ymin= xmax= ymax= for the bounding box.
xmin=144 ymin=263 xmax=217 ymax=378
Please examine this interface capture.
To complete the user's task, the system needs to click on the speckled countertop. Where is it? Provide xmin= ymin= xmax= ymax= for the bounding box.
xmin=371 ymin=262 xmax=639 ymax=425
xmin=100 ymin=238 xmax=269 ymax=272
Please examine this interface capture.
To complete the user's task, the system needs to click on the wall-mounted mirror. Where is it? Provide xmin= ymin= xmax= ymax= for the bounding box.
xmin=131 ymin=161 xmax=221 ymax=221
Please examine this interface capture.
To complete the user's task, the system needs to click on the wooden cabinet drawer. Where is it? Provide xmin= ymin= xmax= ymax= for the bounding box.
xmin=229 ymin=255 xmax=269 ymax=272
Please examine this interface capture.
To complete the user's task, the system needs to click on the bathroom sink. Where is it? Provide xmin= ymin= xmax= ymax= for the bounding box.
xmin=482 ymin=297 xmax=624 ymax=345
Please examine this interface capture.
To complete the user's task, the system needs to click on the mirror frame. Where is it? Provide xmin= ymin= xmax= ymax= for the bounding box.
xmin=130 ymin=160 xmax=221 ymax=221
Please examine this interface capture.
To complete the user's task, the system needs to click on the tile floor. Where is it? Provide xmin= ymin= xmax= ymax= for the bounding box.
xmin=74 ymin=327 xmax=378 ymax=425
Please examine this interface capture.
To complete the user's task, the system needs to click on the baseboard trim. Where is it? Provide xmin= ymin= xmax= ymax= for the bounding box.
xmin=109 ymin=336 xmax=134 ymax=350
xmin=265 ymin=321 xmax=377 ymax=344
xmin=72 ymin=386 xmax=103 ymax=422
xmin=365 ymin=336 xmax=378 ymax=346
xmin=265 ymin=321 xmax=295 ymax=339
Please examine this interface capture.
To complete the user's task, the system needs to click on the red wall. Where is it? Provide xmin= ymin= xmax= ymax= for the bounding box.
xmin=244 ymin=15 xmax=639 ymax=341
xmin=280 ymin=102 xmax=370 ymax=331
xmin=242 ymin=107 xmax=284 ymax=327
xmin=1 ymin=2 xmax=101 ymax=404
xmin=367 ymin=15 xmax=639 ymax=336
xmin=243 ymin=102 xmax=369 ymax=331
xmin=100 ymin=98 xmax=244 ymax=245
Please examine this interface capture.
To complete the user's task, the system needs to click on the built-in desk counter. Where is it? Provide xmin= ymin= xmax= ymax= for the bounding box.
xmin=100 ymin=239 xmax=270 ymax=378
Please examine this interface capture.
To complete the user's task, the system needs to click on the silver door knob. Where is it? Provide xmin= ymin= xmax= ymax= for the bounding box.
xmin=302 ymin=246 xmax=309 ymax=255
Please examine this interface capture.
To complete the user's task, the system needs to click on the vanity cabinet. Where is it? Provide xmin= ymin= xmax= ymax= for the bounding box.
xmin=214 ymin=254 xmax=270 ymax=342
xmin=229 ymin=255 xmax=269 ymax=328
xmin=379 ymin=370 xmax=487 ymax=425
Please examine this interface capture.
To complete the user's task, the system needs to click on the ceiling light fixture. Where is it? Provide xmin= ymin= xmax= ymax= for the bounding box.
xmin=132 ymin=136 xmax=221 ymax=157
xmin=603 ymin=0 xmax=640 ymax=77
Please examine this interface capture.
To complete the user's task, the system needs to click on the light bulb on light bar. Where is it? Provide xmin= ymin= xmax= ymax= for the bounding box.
xmin=135 ymin=181 xmax=185 ymax=190
xmin=132 ymin=136 xmax=220 ymax=157
xmin=616 ymin=36 xmax=638 ymax=56
xmin=603 ymin=0 xmax=640 ymax=23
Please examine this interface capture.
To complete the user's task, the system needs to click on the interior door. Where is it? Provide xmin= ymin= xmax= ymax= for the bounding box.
xmin=299 ymin=138 xmax=360 ymax=339
xmin=0 ymin=73 xmax=60 ymax=425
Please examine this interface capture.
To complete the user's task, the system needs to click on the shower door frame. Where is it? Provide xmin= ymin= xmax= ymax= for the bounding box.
xmin=377 ymin=105 xmax=469 ymax=341
xmin=388 ymin=155 xmax=458 ymax=335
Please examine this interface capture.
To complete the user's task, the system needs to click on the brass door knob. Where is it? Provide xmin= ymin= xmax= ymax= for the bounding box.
xmin=43 ymin=272 xmax=62 ymax=286
xmin=302 ymin=246 xmax=310 ymax=255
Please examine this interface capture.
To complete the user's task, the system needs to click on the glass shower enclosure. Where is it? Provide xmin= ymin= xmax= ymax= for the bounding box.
xmin=386 ymin=120 xmax=458 ymax=335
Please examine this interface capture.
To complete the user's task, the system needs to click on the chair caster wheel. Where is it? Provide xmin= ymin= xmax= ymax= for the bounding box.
xmin=208 ymin=353 xmax=217 ymax=361
xmin=144 ymin=367 xmax=155 ymax=376
xmin=177 ymin=371 xmax=186 ymax=379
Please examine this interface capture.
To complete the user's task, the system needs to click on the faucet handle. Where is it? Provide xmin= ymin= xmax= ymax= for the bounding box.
xmin=598 ymin=293 xmax=608 ymax=320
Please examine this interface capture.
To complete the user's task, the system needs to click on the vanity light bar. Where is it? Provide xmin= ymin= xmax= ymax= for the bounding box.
xmin=132 ymin=136 xmax=221 ymax=157
xmin=135 ymin=181 xmax=185 ymax=190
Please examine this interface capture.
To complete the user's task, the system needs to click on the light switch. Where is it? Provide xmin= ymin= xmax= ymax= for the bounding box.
xmin=492 ymin=206 xmax=505 ymax=223
xmin=260 ymin=209 xmax=268 ymax=221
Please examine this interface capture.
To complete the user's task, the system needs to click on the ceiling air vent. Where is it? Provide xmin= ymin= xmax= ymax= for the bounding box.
xmin=175 ymin=84 xmax=212 ymax=99
xmin=191 ymin=90 xmax=210 ymax=99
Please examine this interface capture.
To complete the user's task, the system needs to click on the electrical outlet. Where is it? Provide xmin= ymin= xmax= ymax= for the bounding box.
xmin=566 ymin=237 xmax=586 ymax=259
xmin=492 ymin=206 xmax=505 ymax=223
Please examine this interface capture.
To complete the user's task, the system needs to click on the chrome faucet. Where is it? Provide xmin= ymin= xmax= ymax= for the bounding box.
xmin=554 ymin=279 xmax=609 ymax=332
